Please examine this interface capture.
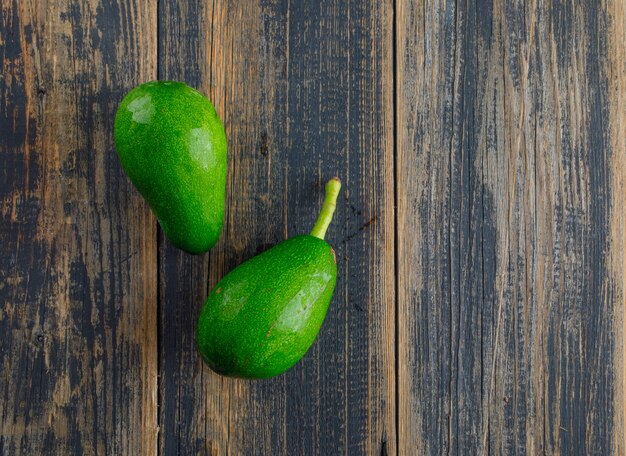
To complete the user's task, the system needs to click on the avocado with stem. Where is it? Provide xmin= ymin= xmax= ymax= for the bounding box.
xmin=114 ymin=81 xmax=227 ymax=254
xmin=196 ymin=178 xmax=342 ymax=379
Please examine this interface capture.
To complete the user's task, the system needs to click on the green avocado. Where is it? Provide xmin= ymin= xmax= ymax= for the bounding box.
xmin=196 ymin=178 xmax=341 ymax=378
xmin=114 ymin=81 xmax=227 ymax=254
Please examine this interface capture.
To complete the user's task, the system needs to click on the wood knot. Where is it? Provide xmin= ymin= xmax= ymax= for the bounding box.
xmin=259 ymin=131 xmax=269 ymax=156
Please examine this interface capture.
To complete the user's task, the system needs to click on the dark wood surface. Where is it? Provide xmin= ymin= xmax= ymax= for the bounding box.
xmin=397 ymin=1 xmax=625 ymax=454
xmin=1 ymin=1 xmax=158 ymax=454
xmin=0 ymin=0 xmax=623 ymax=455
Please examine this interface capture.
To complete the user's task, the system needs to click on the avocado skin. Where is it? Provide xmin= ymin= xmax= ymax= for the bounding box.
xmin=196 ymin=235 xmax=337 ymax=379
xmin=114 ymin=81 xmax=227 ymax=254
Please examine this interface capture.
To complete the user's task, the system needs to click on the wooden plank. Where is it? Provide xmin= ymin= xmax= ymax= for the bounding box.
xmin=396 ymin=0 xmax=458 ymax=452
xmin=397 ymin=0 xmax=625 ymax=454
xmin=158 ymin=0 xmax=395 ymax=454
xmin=608 ymin=0 xmax=626 ymax=453
xmin=156 ymin=1 xmax=214 ymax=454
xmin=0 ymin=0 xmax=158 ymax=454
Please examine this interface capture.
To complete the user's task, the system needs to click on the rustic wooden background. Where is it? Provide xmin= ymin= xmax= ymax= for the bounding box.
xmin=1 ymin=0 xmax=624 ymax=454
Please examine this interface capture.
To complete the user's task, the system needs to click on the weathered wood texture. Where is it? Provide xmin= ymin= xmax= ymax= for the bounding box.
xmin=158 ymin=0 xmax=395 ymax=454
xmin=609 ymin=2 xmax=626 ymax=454
xmin=397 ymin=0 xmax=625 ymax=454
xmin=0 ymin=0 xmax=157 ymax=455
xmin=1 ymin=0 xmax=624 ymax=454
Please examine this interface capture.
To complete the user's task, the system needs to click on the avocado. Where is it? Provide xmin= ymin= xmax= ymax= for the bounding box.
xmin=114 ymin=81 xmax=227 ymax=254
xmin=196 ymin=178 xmax=342 ymax=378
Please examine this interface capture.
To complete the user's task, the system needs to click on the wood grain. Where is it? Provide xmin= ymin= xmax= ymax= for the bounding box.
xmin=2 ymin=0 xmax=624 ymax=454
xmin=0 ymin=0 xmax=157 ymax=454
xmin=158 ymin=0 xmax=395 ymax=454
xmin=397 ymin=0 xmax=626 ymax=454
xmin=609 ymin=1 xmax=626 ymax=454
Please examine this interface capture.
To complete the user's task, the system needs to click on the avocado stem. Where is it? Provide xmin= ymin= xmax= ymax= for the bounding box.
xmin=310 ymin=177 xmax=342 ymax=240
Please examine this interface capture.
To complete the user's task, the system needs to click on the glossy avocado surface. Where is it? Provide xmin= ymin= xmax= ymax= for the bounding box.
xmin=196 ymin=235 xmax=337 ymax=379
xmin=114 ymin=81 xmax=227 ymax=254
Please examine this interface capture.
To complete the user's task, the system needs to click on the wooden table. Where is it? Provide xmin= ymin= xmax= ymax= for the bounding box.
xmin=1 ymin=1 xmax=624 ymax=454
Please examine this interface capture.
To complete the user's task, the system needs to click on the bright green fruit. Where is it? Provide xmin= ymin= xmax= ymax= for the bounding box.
xmin=196 ymin=178 xmax=342 ymax=379
xmin=114 ymin=81 xmax=227 ymax=254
